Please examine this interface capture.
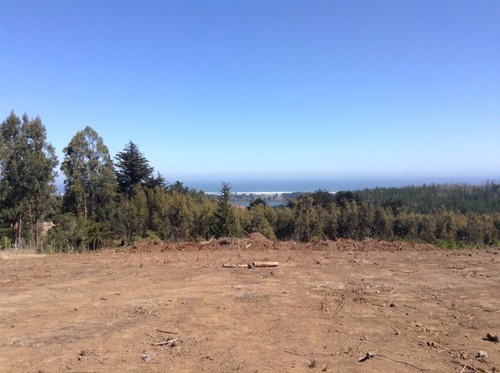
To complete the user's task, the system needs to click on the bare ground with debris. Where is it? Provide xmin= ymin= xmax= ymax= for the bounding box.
xmin=1 ymin=237 xmax=499 ymax=372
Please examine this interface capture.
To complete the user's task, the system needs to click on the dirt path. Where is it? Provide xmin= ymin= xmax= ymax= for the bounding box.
xmin=1 ymin=240 xmax=499 ymax=372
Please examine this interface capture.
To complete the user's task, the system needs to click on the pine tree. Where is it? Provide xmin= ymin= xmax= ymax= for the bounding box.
xmin=114 ymin=141 xmax=155 ymax=195
xmin=210 ymin=182 xmax=240 ymax=238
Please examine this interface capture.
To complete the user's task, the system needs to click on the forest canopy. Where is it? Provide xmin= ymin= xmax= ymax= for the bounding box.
xmin=1 ymin=112 xmax=499 ymax=252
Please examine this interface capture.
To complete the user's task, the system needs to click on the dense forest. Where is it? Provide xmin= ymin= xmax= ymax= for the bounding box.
xmin=1 ymin=112 xmax=499 ymax=252
xmin=357 ymin=183 xmax=500 ymax=214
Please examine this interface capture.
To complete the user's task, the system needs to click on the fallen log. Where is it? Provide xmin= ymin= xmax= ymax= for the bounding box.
xmin=237 ymin=263 xmax=250 ymax=268
xmin=222 ymin=264 xmax=236 ymax=268
xmin=253 ymin=261 xmax=278 ymax=267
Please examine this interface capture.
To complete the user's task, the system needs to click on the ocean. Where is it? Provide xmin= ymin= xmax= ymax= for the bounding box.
xmin=182 ymin=176 xmax=493 ymax=194
xmin=54 ymin=176 xmax=494 ymax=195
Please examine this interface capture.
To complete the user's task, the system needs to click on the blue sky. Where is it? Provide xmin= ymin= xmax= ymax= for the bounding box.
xmin=1 ymin=0 xmax=499 ymax=189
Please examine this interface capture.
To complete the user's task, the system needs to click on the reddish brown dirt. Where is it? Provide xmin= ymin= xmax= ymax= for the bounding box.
xmin=1 ymin=238 xmax=499 ymax=372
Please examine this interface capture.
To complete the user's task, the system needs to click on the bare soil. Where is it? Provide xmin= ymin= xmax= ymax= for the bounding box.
xmin=1 ymin=236 xmax=499 ymax=372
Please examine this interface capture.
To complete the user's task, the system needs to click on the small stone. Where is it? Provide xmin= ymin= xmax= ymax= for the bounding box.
xmin=142 ymin=354 xmax=151 ymax=362
xmin=477 ymin=350 xmax=488 ymax=358
xmin=486 ymin=333 xmax=499 ymax=342
xmin=74 ymin=307 xmax=79 ymax=311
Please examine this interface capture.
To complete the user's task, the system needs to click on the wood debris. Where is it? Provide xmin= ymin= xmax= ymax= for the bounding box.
xmin=222 ymin=261 xmax=279 ymax=268
xmin=253 ymin=261 xmax=279 ymax=267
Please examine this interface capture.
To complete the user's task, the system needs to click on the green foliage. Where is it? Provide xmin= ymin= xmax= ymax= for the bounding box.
xmin=293 ymin=195 xmax=323 ymax=242
xmin=1 ymin=235 xmax=12 ymax=249
xmin=334 ymin=191 xmax=361 ymax=208
xmin=86 ymin=222 xmax=112 ymax=251
xmin=61 ymin=126 xmax=116 ymax=221
xmin=358 ymin=182 xmax=500 ymax=214
xmin=337 ymin=198 xmax=359 ymax=239
xmin=322 ymin=203 xmax=340 ymax=240
xmin=310 ymin=189 xmax=336 ymax=209
xmin=274 ymin=207 xmax=295 ymax=240
xmin=210 ymin=182 xmax=240 ymax=238
xmin=432 ymin=239 xmax=459 ymax=250
xmin=2 ymin=110 xmax=500 ymax=250
xmin=116 ymin=184 xmax=149 ymax=245
xmin=0 ymin=112 xmax=58 ymax=249
xmin=45 ymin=213 xmax=85 ymax=252
xmin=248 ymin=197 xmax=267 ymax=210
xmin=168 ymin=181 xmax=189 ymax=195
xmin=188 ymin=192 xmax=214 ymax=240
xmin=488 ymin=238 xmax=500 ymax=246
xmin=373 ymin=207 xmax=393 ymax=239
xmin=164 ymin=190 xmax=193 ymax=241
xmin=244 ymin=203 xmax=276 ymax=240
xmin=115 ymin=141 xmax=156 ymax=195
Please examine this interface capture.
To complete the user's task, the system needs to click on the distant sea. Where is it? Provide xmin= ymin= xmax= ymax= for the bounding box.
xmin=54 ymin=176 xmax=495 ymax=195
xmin=181 ymin=176 xmax=494 ymax=194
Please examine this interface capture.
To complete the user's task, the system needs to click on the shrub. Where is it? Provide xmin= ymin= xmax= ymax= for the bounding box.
xmin=488 ymin=238 xmax=500 ymax=247
xmin=433 ymin=238 xmax=460 ymax=250
xmin=1 ymin=236 xmax=12 ymax=250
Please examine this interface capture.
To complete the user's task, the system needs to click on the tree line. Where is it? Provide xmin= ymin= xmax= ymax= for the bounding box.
xmin=1 ymin=112 xmax=499 ymax=252
xmin=356 ymin=183 xmax=500 ymax=214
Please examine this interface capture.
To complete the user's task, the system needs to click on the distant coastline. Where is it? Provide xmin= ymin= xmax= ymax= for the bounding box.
xmin=54 ymin=176 xmax=496 ymax=195
xmin=206 ymin=191 xmax=294 ymax=196
xmin=182 ymin=176 xmax=493 ymax=195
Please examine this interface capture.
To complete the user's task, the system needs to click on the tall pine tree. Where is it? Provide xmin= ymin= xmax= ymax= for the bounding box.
xmin=210 ymin=182 xmax=240 ymax=238
xmin=114 ymin=141 xmax=157 ymax=195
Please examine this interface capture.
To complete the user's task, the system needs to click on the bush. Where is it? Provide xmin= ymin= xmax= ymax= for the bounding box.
xmin=433 ymin=238 xmax=460 ymax=250
xmin=310 ymin=236 xmax=320 ymax=243
xmin=1 ymin=236 xmax=12 ymax=249
xmin=488 ymin=238 xmax=500 ymax=247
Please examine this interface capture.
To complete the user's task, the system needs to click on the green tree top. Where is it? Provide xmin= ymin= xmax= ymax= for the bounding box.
xmin=0 ymin=112 xmax=58 ymax=248
xmin=115 ymin=141 xmax=157 ymax=195
xmin=210 ymin=182 xmax=240 ymax=238
xmin=248 ymin=197 xmax=267 ymax=210
xmin=61 ymin=126 xmax=116 ymax=220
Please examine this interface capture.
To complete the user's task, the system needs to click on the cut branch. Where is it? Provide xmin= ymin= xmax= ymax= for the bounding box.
xmin=156 ymin=328 xmax=178 ymax=334
xmin=152 ymin=338 xmax=178 ymax=346
xmin=359 ymin=352 xmax=425 ymax=372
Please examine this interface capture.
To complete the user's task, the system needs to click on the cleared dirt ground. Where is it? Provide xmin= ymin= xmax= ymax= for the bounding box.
xmin=1 ymin=235 xmax=499 ymax=372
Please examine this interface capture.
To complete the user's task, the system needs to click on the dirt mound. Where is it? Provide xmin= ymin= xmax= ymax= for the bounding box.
xmin=302 ymin=238 xmax=439 ymax=252
xmin=246 ymin=232 xmax=274 ymax=249
xmin=115 ymin=237 xmax=441 ymax=254
xmin=115 ymin=238 xmax=169 ymax=253
xmin=247 ymin=232 xmax=271 ymax=243
xmin=200 ymin=233 xmax=275 ymax=251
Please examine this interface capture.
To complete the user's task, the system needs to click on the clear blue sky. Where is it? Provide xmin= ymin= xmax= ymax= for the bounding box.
xmin=1 ymin=0 xmax=499 ymax=189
